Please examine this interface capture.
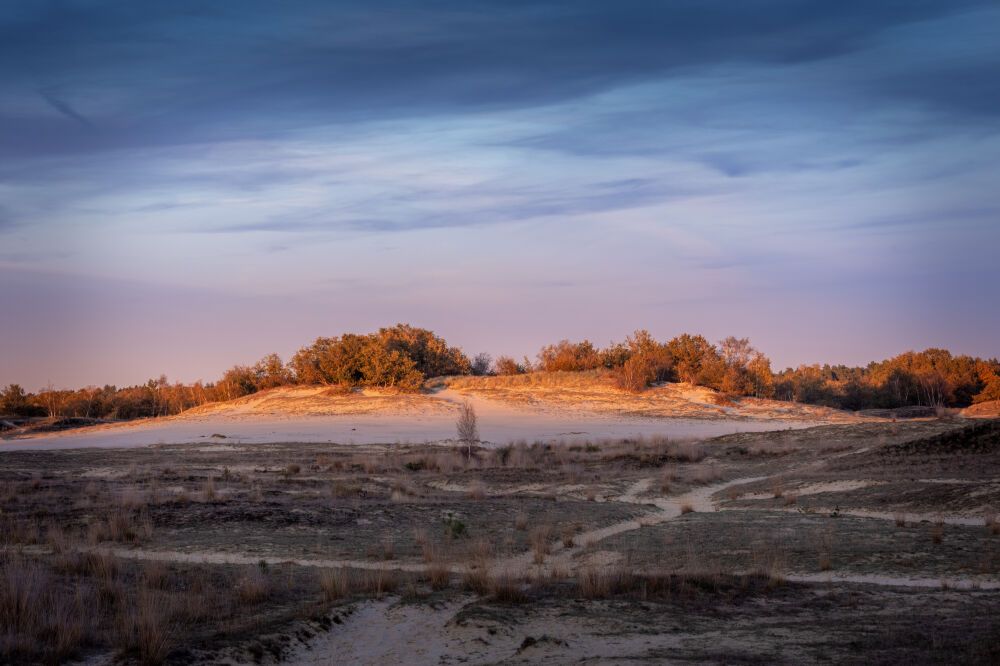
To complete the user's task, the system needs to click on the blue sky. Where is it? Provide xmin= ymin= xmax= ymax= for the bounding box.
xmin=1 ymin=1 xmax=998 ymax=389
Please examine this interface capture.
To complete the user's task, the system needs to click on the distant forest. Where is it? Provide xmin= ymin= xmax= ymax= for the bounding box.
xmin=3 ymin=324 xmax=998 ymax=420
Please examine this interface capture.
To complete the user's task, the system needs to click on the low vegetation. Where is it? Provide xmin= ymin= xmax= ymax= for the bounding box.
xmin=3 ymin=326 xmax=997 ymax=428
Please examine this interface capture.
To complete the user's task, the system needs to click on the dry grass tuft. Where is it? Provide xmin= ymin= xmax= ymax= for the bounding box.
xmin=467 ymin=482 xmax=487 ymax=500
xmin=318 ymin=568 xmax=355 ymax=601
xmin=670 ymin=441 xmax=705 ymax=463
xmin=985 ymin=514 xmax=998 ymax=536
xmin=490 ymin=571 xmax=528 ymax=603
xmin=931 ymin=522 xmax=944 ymax=544
xmin=693 ymin=464 xmax=720 ymax=485
xmin=894 ymin=513 xmax=907 ymax=527
xmin=679 ymin=503 xmax=694 ymax=515
xmin=427 ymin=563 xmax=451 ymax=590
xmin=462 ymin=567 xmax=491 ymax=595
xmin=364 ymin=567 xmax=397 ymax=599
xmin=577 ymin=565 xmax=635 ymax=598
xmin=108 ymin=508 xmax=152 ymax=545
xmin=817 ymin=526 xmax=835 ymax=572
xmin=234 ymin=565 xmax=270 ymax=604
xmin=514 ymin=512 xmax=529 ymax=531
xmin=0 ymin=554 xmax=88 ymax=663
xmin=201 ymin=477 xmax=216 ymax=502
xmin=529 ymin=525 xmax=554 ymax=564
xmin=141 ymin=560 xmax=170 ymax=590
xmin=117 ymin=588 xmax=174 ymax=665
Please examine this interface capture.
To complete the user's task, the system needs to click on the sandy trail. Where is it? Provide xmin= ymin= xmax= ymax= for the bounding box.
xmin=287 ymin=597 xmax=477 ymax=666
xmin=94 ymin=474 xmax=999 ymax=591
xmin=723 ymin=504 xmax=994 ymax=527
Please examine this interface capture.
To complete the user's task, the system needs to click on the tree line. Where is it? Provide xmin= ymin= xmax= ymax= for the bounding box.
xmin=2 ymin=324 xmax=998 ymax=421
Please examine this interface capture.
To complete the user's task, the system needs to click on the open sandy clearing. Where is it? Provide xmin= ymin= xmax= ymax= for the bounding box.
xmin=1 ymin=386 xmax=839 ymax=451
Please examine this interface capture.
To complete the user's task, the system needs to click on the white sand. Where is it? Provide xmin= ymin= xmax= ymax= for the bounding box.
xmin=1 ymin=389 xmax=824 ymax=451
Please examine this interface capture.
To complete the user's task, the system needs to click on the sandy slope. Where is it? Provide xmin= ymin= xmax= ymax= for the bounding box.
xmin=1 ymin=378 xmax=870 ymax=451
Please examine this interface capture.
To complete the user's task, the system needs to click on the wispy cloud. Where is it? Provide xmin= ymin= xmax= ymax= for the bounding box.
xmin=38 ymin=90 xmax=95 ymax=130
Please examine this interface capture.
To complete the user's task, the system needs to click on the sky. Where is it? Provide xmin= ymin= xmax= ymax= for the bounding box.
xmin=1 ymin=1 xmax=999 ymax=391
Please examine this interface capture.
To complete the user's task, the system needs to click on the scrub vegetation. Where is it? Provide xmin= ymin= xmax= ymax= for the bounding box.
xmin=2 ymin=326 xmax=998 ymax=430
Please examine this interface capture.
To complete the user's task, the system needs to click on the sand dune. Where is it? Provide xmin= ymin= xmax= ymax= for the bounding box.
xmin=2 ymin=376 xmax=875 ymax=451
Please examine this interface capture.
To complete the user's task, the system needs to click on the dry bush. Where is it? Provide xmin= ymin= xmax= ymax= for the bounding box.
xmin=611 ymin=356 xmax=655 ymax=393
xmin=514 ymin=512 xmax=529 ymax=531
xmin=560 ymin=526 xmax=576 ymax=548
xmin=467 ymin=482 xmax=487 ymax=500
xmin=234 ymin=565 xmax=270 ymax=604
xmin=894 ymin=514 xmax=907 ymax=527
xmin=585 ymin=488 xmax=596 ymax=502
xmin=708 ymin=393 xmax=736 ymax=407
xmin=680 ymin=503 xmax=694 ymax=515
xmin=783 ymin=494 xmax=797 ymax=506
xmin=529 ymin=525 xmax=554 ymax=563
xmin=771 ymin=483 xmax=784 ymax=499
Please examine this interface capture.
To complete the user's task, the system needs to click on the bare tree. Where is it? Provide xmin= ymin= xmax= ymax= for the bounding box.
xmin=471 ymin=352 xmax=493 ymax=376
xmin=456 ymin=400 xmax=478 ymax=459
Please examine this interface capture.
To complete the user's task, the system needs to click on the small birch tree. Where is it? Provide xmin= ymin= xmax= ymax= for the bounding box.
xmin=456 ymin=400 xmax=478 ymax=459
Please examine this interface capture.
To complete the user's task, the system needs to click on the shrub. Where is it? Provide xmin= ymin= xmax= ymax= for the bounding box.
xmin=611 ymin=355 xmax=655 ymax=393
